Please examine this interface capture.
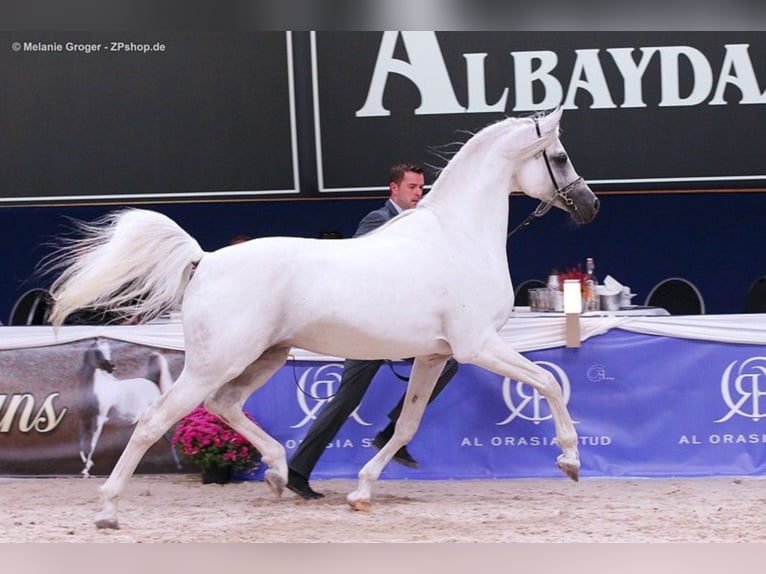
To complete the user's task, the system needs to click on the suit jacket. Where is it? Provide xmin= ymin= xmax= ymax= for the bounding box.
xmin=353 ymin=199 xmax=400 ymax=238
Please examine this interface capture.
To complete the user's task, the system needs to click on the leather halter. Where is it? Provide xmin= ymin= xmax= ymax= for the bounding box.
xmin=507 ymin=118 xmax=584 ymax=238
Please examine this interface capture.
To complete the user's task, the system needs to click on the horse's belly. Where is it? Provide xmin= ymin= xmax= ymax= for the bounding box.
xmin=94 ymin=381 xmax=161 ymax=421
xmin=290 ymin=318 xmax=452 ymax=360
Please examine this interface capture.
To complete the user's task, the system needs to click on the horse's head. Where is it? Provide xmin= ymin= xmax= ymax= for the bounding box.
xmin=88 ymin=338 xmax=115 ymax=373
xmin=510 ymin=108 xmax=599 ymax=225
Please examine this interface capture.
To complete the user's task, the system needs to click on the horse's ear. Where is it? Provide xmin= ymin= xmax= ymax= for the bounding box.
xmin=516 ymin=107 xmax=563 ymax=158
xmin=537 ymin=107 xmax=563 ymax=138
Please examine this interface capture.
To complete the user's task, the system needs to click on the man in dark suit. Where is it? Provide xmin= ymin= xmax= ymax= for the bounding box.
xmin=287 ymin=162 xmax=459 ymax=499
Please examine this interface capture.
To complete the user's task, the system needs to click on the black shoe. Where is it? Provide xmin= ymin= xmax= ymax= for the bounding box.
xmin=287 ymin=469 xmax=324 ymax=500
xmin=372 ymin=433 xmax=419 ymax=468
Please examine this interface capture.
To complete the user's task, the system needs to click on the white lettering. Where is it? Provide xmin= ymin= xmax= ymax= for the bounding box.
xmin=511 ymin=50 xmax=562 ymax=111
xmin=357 ymin=37 xmax=766 ymax=117
xmin=481 ymin=435 xmax=609 ymax=447
xmin=607 ymin=47 xmax=658 ymax=108
xmin=658 ymin=46 xmax=713 ymax=107
xmin=0 ymin=392 xmax=67 ymax=433
xmin=325 ymin=438 xmax=353 ymax=448
xmin=356 ymin=31 xmax=464 ymax=117
xmin=710 ymin=44 xmax=766 ymax=105
xmin=460 ymin=436 xmax=484 ymax=446
xmin=464 ymin=53 xmax=508 ymax=113
xmin=563 ymin=49 xmax=617 ymax=109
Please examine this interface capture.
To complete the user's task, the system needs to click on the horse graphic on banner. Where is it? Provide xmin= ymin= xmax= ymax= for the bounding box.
xmin=77 ymin=338 xmax=178 ymax=477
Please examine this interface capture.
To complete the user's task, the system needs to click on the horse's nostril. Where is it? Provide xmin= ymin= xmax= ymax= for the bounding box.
xmin=593 ymin=198 xmax=601 ymax=212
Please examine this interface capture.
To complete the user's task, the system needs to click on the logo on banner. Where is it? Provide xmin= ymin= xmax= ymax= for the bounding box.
xmin=715 ymin=356 xmax=766 ymax=422
xmin=292 ymin=364 xmax=373 ymax=428
xmin=496 ymin=361 xmax=573 ymax=425
xmin=586 ymin=364 xmax=615 ymax=382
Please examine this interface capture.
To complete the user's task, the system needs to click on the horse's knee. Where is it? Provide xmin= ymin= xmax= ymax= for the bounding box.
xmin=397 ymin=427 xmax=418 ymax=444
xmin=536 ymin=370 xmax=564 ymax=398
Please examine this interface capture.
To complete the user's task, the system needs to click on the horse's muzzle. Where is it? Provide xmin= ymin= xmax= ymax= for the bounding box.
xmin=569 ymin=184 xmax=599 ymax=224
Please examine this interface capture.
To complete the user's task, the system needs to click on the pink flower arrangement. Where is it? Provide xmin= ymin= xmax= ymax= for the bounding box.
xmin=560 ymin=264 xmax=587 ymax=296
xmin=170 ymin=406 xmax=260 ymax=473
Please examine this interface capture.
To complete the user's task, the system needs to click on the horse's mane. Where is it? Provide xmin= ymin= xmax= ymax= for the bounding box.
xmin=426 ymin=114 xmax=550 ymax=184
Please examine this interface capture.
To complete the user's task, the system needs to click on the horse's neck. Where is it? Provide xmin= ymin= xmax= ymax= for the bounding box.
xmin=79 ymin=356 xmax=101 ymax=389
xmin=423 ymin=157 xmax=512 ymax=249
xmin=421 ymin=120 xmax=518 ymax=249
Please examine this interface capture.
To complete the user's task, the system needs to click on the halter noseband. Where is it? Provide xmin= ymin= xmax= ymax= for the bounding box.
xmin=507 ymin=117 xmax=584 ymax=238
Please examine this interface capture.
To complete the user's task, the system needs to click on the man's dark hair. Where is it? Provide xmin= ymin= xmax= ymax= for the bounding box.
xmin=389 ymin=162 xmax=424 ymax=185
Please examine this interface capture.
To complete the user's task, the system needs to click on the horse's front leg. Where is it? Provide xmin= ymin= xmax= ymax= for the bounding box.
xmin=78 ymin=417 xmax=98 ymax=478
xmin=470 ymin=334 xmax=580 ymax=481
xmin=347 ymin=355 xmax=448 ymax=511
xmin=81 ymin=416 xmax=107 ymax=478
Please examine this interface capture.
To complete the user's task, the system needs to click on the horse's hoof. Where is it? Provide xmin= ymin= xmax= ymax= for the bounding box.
xmin=557 ymin=459 xmax=580 ymax=482
xmin=94 ymin=516 xmax=119 ymax=530
xmin=347 ymin=493 xmax=372 ymax=512
xmin=264 ymin=469 xmax=285 ymax=498
xmin=349 ymin=499 xmax=372 ymax=512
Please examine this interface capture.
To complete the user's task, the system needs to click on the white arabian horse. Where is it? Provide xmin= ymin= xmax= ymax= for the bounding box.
xmin=45 ymin=108 xmax=598 ymax=528
xmin=77 ymin=338 xmax=177 ymax=477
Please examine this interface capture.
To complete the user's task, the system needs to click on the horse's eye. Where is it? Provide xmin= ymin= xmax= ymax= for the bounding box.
xmin=553 ymin=153 xmax=568 ymax=165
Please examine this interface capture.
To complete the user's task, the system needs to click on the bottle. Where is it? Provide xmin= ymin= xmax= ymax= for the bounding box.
xmin=547 ymin=270 xmax=563 ymax=312
xmin=584 ymin=257 xmax=599 ymax=311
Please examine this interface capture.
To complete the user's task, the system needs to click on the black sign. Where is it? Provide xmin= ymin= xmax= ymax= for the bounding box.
xmin=0 ymin=31 xmax=297 ymax=204
xmin=312 ymin=31 xmax=766 ymax=192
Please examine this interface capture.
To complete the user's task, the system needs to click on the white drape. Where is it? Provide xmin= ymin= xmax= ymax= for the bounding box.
xmin=2 ymin=313 xmax=764 ymax=359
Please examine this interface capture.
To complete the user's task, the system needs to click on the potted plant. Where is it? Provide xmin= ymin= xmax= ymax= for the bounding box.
xmin=170 ymin=405 xmax=261 ymax=484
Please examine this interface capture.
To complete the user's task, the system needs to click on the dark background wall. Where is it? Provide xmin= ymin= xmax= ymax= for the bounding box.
xmin=1 ymin=31 xmax=764 ymax=321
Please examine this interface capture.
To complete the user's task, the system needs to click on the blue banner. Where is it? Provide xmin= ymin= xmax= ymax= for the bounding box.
xmin=244 ymin=328 xmax=766 ymax=479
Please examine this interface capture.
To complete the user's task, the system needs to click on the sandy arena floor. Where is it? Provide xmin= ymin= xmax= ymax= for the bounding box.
xmin=2 ymin=474 xmax=765 ymax=543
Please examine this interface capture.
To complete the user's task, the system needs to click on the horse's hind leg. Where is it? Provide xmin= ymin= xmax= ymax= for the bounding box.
xmin=347 ymin=355 xmax=447 ymax=511
xmin=94 ymin=375 xmax=217 ymax=529
xmin=470 ymin=334 xmax=580 ymax=480
xmin=204 ymin=346 xmax=290 ymax=498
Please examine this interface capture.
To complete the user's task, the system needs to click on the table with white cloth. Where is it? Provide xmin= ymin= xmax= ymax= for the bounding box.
xmin=2 ymin=312 xmax=766 ymax=479
xmin=509 ymin=305 xmax=670 ymax=318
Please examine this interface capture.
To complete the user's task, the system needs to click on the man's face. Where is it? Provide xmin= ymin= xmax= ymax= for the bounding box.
xmin=391 ymin=171 xmax=425 ymax=210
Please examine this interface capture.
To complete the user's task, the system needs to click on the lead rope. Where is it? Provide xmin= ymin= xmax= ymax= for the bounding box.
xmin=507 ymin=198 xmax=555 ymax=238
xmin=289 ymin=354 xmax=411 ymax=401
xmin=289 ymin=353 xmax=336 ymax=400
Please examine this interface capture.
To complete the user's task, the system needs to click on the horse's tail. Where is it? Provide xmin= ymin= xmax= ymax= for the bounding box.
xmin=147 ymin=351 xmax=175 ymax=395
xmin=45 ymin=209 xmax=206 ymax=327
